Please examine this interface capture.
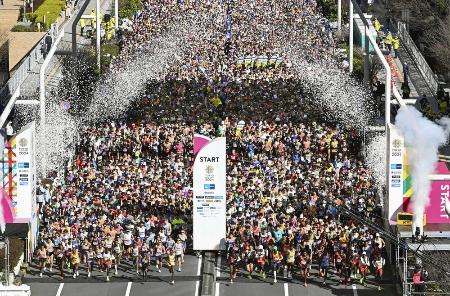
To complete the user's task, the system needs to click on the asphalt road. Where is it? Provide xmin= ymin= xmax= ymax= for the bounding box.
xmin=25 ymin=254 xmax=396 ymax=296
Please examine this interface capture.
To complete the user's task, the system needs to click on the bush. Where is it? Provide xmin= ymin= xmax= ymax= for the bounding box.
xmin=320 ymin=0 xmax=338 ymax=21
xmin=33 ymin=0 xmax=65 ymax=30
xmin=101 ymin=43 xmax=120 ymax=72
xmin=0 ymin=239 xmax=25 ymax=270
xmin=118 ymin=0 xmax=142 ymax=19
xmin=11 ymin=24 xmax=39 ymax=32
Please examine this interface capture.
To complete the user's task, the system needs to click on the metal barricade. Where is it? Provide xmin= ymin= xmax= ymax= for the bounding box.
xmin=0 ymin=22 xmax=59 ymax=107
xmin=397 ymin=22 xmax=438 ymax=94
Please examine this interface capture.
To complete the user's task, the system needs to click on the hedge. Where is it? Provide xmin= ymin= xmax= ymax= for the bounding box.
xmin=100 ymin=43 xmax=120 ymax=72
xmin=0 ymin=239 xmax=25 ymax=270
xmin=32 ymin=0 xmax=65 ymax=30
xmin=118 ymin=0 xmax=142 ymax=19
xmin=11 ymin=24 xmax=40 ymax=32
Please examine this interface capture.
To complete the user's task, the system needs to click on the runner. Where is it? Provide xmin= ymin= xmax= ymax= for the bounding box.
xmin=285 ymin=244 xmax=296 ymax=280
xmin=45 ymin=238 xmax=54 ymax=273
xmin=132 ymin=243 xmax=140 ymax=274
xmin=359 ymin=251 xmax=370 ymax=286
xmin=319 ymin=252 xmax=330 ymax=284
xmin=86 ymin=247 xmax=95 ymax=278
xmin=154 ymin=241 xmax=165 ymax=273
xmin=55 ymin=246 xmax=65 ymax=280
xmin=243 ymin=245 xmax=255 ymax=279
xmin=167 ymin=248 xmax=176 ymax=285
xmin=70 ymin=248 xmax=81 ymax=278
xmin=141 ymin=252 xmax=151 ymax=280
xmin=228 ymin=249 xmax=238 ymax=284
xmin=113 ymin=240 xmax=122 ymax=275
xmin=373 ymin=254 xmax=386 ymax=291
xmin=271 ymin=246 xmax=283 ymax=284
xmin=174 ymin=238 xmax=184 ymax=272
xmin=103 ymin=249 xmax=113 ymax=282
xmin=255 ymin=245 xmax=267 ymax=279
xmin=299 ymin=251 xmax=311 ymax=287
xmin=36 ymin=245 xmax=47 ymax=278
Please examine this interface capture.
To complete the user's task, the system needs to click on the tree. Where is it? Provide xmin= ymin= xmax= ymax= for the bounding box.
xmin=374 ymin=0 xmax=450 ymax=76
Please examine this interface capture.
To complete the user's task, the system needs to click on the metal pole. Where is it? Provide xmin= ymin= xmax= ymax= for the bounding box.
xmin=96 ymin=0 xmax=101 ymax=73
xmin=114 ymin=0 xmax=118 ymax=30
xmin=364 ymin=25 xmax=370 ymax=85
xmin=0 ymin=86 xmax=21 ymax=128
xmin=72 ymin=0 xmax=91 ymax=55
xmin=40 ymin=28 xmax=65 ymax=127
xmin=349 ymin=0 xmax=354 ymax=73
xmin=337 ymin=0 xmax=342 ymax=35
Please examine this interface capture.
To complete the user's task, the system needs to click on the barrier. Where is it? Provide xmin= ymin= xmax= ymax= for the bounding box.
xmin=397 ymin=22 xmax=438 ymax=94
xmin=0 ymin=24 xmax=58 ymax=107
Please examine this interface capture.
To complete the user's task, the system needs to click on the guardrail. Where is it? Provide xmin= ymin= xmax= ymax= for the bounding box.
xmin=397 ymin=22 xmax=439 ymax=94
xmin=0 ymin=24 xmax=58 ymax=106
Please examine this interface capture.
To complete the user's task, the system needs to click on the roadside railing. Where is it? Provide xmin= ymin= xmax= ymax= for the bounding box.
xmin=0 ymin=23 xmax=58 ymax=106
xmin=397 ymin=22 xmax=438 ymax=94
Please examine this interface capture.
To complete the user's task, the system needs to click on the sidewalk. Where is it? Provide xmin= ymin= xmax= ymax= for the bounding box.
xmin=18 ymin=0 xmax=113 ymax=98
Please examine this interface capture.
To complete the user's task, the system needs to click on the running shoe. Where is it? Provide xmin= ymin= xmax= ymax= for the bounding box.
xmin=88 ymin=272 xmax=91 ymax=278
xmin=171 ymin=280 xmax=174 ymax=285
xmin=39 ymin=273 xmax=42 ymax=278
xmin=177 ymin=268 xmax=181 ymax=272
xmin=73 ymin=274 xmax=76 ymax=278
xmin=106 ymin=276 xmax=110 ymax=282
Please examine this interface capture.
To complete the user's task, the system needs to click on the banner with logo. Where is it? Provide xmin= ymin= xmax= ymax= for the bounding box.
xmin=0 ymin=122 xmax=36 ymax=223
xmin=193 ymin=134 xmax=226 ymax=250
xmin=388 ymin=124 xmax=450 ymax=224
xmin=388 ymin=124 xmax=405 ymax=224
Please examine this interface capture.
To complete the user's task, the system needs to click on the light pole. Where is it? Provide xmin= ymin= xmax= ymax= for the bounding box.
xmin=338 ymin=0 xmax=342 ymax=35
xmin=349 ymin=0 xmax=354 ymax=73
xmin=96 ymin=0 xmax=101 ymax=73
xmin=114 ymin=0 xmax=118 ymax=30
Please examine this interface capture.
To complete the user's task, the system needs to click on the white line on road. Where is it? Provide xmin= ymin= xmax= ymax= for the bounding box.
xmin=125 ymin=282 xmax=132 ymax=296
xmin=216 ymin=254 xmax=221 ymax=277
xmin=215 ymin=282 xmax=220 ymax=296
xmin=56 ymin=283 xmax=64 ymax=296
xmin=197 ymin=255 xmax=203 ymax=276
xmin=195 ymin=280 xmax=200 ymax=296
xmin=352 ymin=284 xmax=358 ymax=296
xmin=283 ymin=283 xmax=289 ymax=296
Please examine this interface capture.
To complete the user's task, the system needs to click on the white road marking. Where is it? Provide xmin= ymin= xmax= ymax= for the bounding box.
xmin=197 ymin=255 xmax=202 ymax=276
xmin=283 ymin=283 xmax=289 ymax=296
xmin=125 ymin=282 xmax=132 ymax=296
xmin=215 ymin=282 xmax=220 ymax=296
xmin=55 ymin=283 xmax=64 ymax=296
xmin=352 ymin=284 xmax=358 ymax=296
xmin=216 ymin=255 xmax=221 ymax=277
xmin=195 ymin=280 xmax=200 ymax=296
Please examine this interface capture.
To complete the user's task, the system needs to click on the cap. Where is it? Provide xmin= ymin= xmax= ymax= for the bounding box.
xmin=258 ymin=245 xmax=263 ymax=250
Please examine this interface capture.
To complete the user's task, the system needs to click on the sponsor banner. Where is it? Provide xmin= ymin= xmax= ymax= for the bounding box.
xmin=388 ymin=124 xmax=405 ymax=224
xmin=0 ymin=122 xmax=36 ymax=223
xmin=193 ymin=134 xmax=226 ymax=250
xmin=389 ymin=124 xmax=450 ymax=224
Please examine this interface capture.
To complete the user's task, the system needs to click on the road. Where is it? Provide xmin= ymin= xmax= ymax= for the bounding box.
xmin=24 ymin=252 xmax=397 ymax=296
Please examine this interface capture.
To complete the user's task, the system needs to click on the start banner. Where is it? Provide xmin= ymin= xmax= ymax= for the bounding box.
xmin=193 ymin=134 xmax=226 ymax=250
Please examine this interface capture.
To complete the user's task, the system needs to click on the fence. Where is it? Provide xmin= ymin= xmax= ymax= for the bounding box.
xmin=0 ymin=23 xmax=59 ymax=107
xmin=397 ymin=22 xmax=439 ymax=94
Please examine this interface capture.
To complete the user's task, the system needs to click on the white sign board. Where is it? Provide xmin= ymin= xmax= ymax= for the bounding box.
xmin=193 ymin=135 xmax=226 ymax=250
xmin=15 ymin=122 xmax=36 ymax=223
xmin=388 ymin=123 xmax=405 ymax=224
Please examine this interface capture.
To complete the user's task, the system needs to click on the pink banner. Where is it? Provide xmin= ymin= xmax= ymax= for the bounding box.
xmin=404 ymin=161 xmax=450 ymax=224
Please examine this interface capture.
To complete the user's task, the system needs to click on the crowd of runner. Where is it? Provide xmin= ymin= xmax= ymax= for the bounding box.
xmin=34 ymin=0 xmax=387 ymax=289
